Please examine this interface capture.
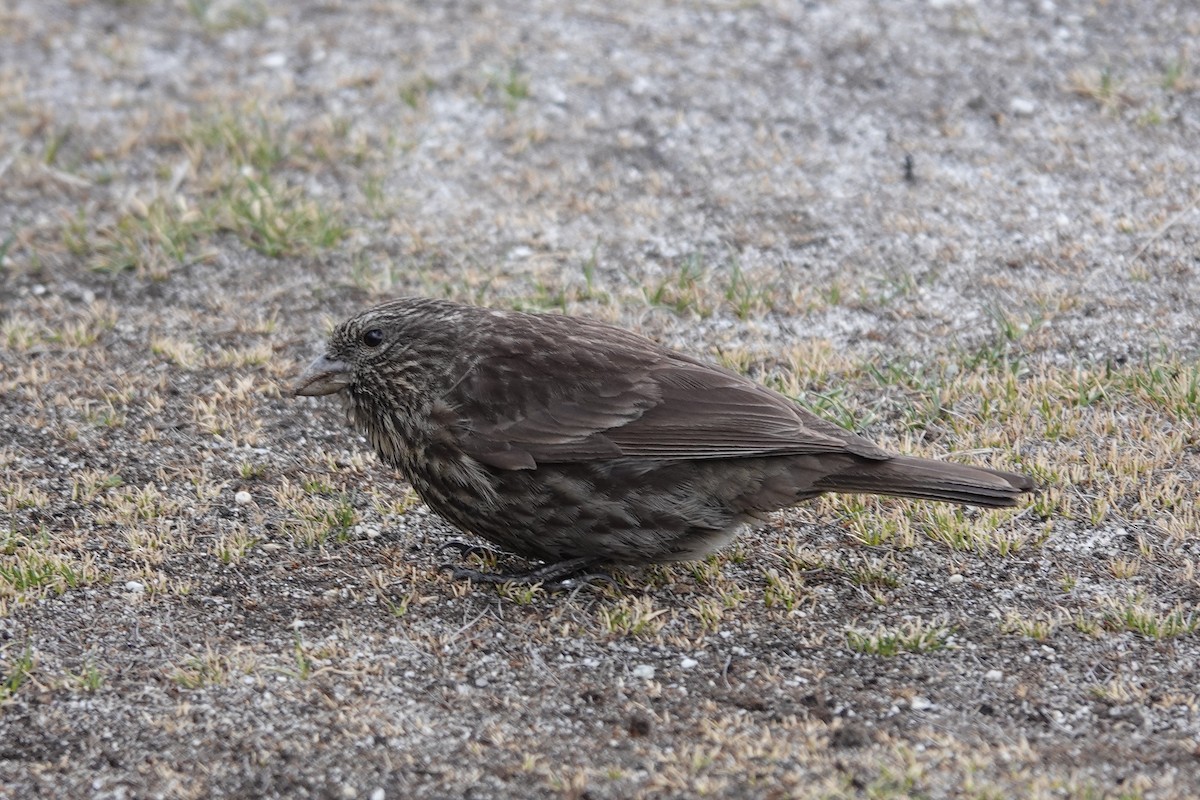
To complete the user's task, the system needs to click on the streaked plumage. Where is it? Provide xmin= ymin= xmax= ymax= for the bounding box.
xmin=295 ymin=298 xmax=1033 ymax=580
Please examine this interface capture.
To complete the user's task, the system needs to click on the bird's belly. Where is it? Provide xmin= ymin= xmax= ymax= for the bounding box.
xmin=403 ymin=456 xmax=772 ymax=564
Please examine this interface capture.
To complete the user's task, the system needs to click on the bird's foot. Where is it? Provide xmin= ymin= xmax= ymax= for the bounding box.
xmin=440 ymin=556 xmax=614 ymax=592
xmin=435 ymin=540 xmax=507 ymax=562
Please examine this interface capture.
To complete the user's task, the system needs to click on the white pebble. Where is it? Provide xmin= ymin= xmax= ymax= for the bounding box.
xmin=1010 ymin=97 xmax=1036 ymax=116
xmin=947 ymin=573 xmax=964 ymax=585
xmin=632 ymin=664 xmax=655 ymax=680
xmin=985 ymin=669 xmax=1004 ymax=682
xmin=680 ymin=657 xmax=699 ymax=669
xmin=909 ymin=696 xmax=933 ymax=711
xmin=125 ymin=581 xmax=145 ymax=594
xmin=234 ymin=490 xmax=252 ymax=505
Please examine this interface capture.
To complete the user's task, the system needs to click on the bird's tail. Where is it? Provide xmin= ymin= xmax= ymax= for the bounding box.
xmin=813 ymin=455 xmax=1034 ymax=508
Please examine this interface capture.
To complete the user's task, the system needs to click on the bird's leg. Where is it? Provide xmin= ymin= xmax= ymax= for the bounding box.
xmin=441 ymin=556 xmax=613 ymax=590
xmin=435 ymin=540 xmax=507 ymax=562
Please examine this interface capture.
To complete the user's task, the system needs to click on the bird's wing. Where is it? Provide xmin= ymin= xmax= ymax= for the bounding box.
xmin=446 ymin=332 xmax=888 ymax=470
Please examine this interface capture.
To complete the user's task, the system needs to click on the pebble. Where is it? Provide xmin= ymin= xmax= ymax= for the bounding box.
xmin=985 ymin=669 xmax=1004 ymax=682
xmin=234 ymin=490 xmax=252 ymax=505
xmin=680 ymin=657 xmax=698 ymax=669
xmin=948 ymin=573 xmax=964 ymax=585
xmin=632 ymin=664 xmax=655 ymax=680
xmin=910 ymin=696 xmax=933 ymax=711
xmin=125 ymin=581 xmax=145 ymax=594
xmin=1010 ymin=97 xmax=1037 ymax=116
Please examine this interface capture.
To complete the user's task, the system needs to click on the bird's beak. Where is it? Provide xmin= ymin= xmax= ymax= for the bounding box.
xmin=293 ymin=354 xmax=353 ymax=397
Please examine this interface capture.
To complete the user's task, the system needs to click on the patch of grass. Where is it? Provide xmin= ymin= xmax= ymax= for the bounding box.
xmin=186 ymin=0 xmax=267 ymax=31
xmin=39 ymin=105 xmax=350 ymax=278
xmin=273 ymin=478 xmax=363 ymax=547
xmin=2 ymin=477 xmax=50 ymax=511
xmin=0 ymin=643 xmax=35 ymax=701
xmin=85 ymin=196 xmax=212 ymax=278
xmin=846 ymin=558 xmax=901 ymax=591
xmin=1099 ymin=594 xmax=1198 ymax=640
xmin=172 ymin=648 xmax=229 ymax=689
xmin=496 ymin=582 xmax=544 ymax=605
xmin=835 ymin=496 xmax=915 ymax=548
xmin=1068 ymin=67 xmax=1132 ymax=113
xmin=690 ymin=597 xmax=726 ymax=633
xmin=219 ymin=174 xmax=346 ymax=257
xmin=490 ymin=63 xmax=530 ymax=111
xmin=640 ymin=252 xmax=780 ymax=320
xmin=238 ymin=461 xmax=268 ymax=480
xmin=98 ymin=483 xmax=182 ymax=524
xmin=74 ymin=662 xmax=103 ymax=693
xmin=762 ymin=567 xmax=809 ymax=612
xmin=151 ymin=337 xmax=201 ymax=369
xmin=723 ymin=258 xmax=775 ymax=320
xmin=399 ymin=74 xmax=437 ymax=109
xmin=0 ymin=531 xmax=101 ymax=601
xmin=1000 ymin=610 xmax=1060 ymax=641
xmin=598 ymin=596 xmax=671 ymax=638
xmin=510 ymin=249 xmax=615 ymax=314
xmin=1089 ymin=676 xmax=1148 ymax=705
xmin=846 ymin=620 xmax=952 ymax=656
xmin=645 ymin=254 xmax=708 ymax=316
xmin=793 ymin=386 xmax=878 ymax=432
xmin=289 ymin=634 xmax=314 ymax=680
xmin=212 ymin=527 xmax=261 ymax=565
xmin=919 ymin=505 xmax=1033 ymax=556
xmin=1 ymin=314 xmax=41 ymax=350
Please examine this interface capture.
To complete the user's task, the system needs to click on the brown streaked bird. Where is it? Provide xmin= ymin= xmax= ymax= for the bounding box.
xmin=294 ymin=297 xmax=1034 ymax=585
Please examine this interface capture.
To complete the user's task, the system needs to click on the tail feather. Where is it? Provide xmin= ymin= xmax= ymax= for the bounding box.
xmin=814 ymin=455 xmax=1034 ymax=508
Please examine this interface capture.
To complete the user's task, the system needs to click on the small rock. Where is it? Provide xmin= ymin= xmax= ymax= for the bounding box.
xmin=125 ymin=581 xmax=145 ymax=594
xmin=1010 ymin=97 xmax=1036 ymax=116
xmin=985 ymin=669 xmax=1004 ymax=682
xmin=910 ymin=696 xmax=933 ymax=711
xmin=632 ymin=664 xmax=655 ymax=680
xmin=234 ymin=490 xmax=252 ymax=505
xmin=947 ymin=573 xmax=964 ymax=585
xmin=680 ymin=657 xmax=698 ymax=670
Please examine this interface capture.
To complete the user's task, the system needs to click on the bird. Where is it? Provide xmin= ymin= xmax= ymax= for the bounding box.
xmin=294 ymin=297 xmax=1034 ymax=585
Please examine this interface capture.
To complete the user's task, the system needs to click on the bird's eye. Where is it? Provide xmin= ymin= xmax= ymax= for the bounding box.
xmin=361 ymin=329 xmax=384 ymax=347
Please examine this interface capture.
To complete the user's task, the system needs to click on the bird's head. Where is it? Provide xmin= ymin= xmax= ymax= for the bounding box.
xmin=293 ymin=297 xmax=468 ymax=414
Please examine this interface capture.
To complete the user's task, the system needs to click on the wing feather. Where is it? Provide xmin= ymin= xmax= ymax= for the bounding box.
xmin=443 ymin=316 xmax=887 ymax=469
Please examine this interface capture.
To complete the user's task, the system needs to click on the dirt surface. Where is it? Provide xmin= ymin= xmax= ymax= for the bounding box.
xmin=1 ymin=1 xmax=1199 ymax=798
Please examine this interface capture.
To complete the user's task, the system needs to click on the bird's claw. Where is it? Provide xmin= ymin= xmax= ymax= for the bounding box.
xmin=554 ymin=572 xmax=619 ymax=592
xmin=435 ymin=540 xmax=505 ymax=561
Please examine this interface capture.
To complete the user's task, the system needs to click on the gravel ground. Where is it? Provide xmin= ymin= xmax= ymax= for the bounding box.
xmin=1 ymin=1 xmax=1198 ymax=798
